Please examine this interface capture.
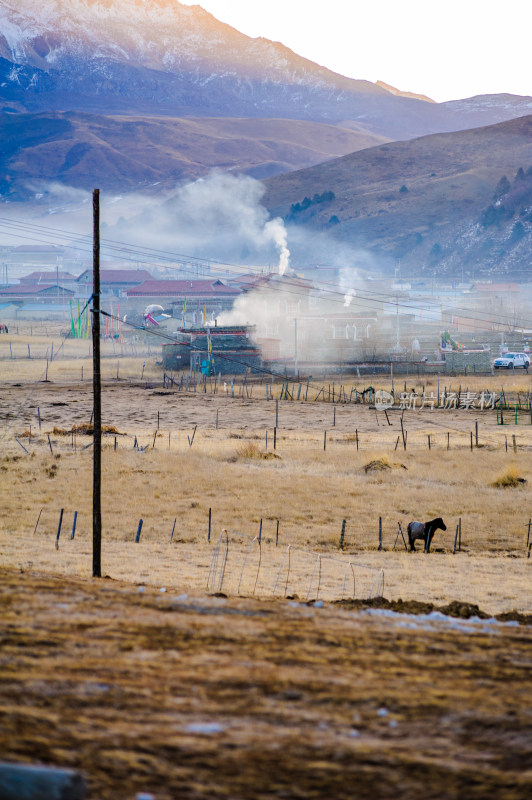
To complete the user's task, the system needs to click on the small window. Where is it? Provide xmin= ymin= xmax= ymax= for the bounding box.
xmin=332 ymin=324 xmax=348 ymax=339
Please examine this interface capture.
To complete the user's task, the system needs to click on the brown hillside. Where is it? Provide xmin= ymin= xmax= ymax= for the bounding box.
xmin=262 ymin=115 xmax=532 ymax=278
xmin=1 ymin=111 xmax=387 ymax=198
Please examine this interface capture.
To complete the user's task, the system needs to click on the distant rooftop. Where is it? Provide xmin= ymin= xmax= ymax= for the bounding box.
xmin=20 ymin=270 xmax=78 ymax=283
xmin=474 ymin=282 xmax=521 ymax=292
xmin=128 ymin=279 xmax=240 ymax=298
xmin=77 ymin=269 xmax=154 ymax=284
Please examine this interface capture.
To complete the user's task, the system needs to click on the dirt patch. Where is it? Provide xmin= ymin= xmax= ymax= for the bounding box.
xmin=363 ymin=457 xmax=392 ymax=472
xmin=334 ymin=596 xmax=532 ymax=624
xmin=52 ymin=423 xmax=124 ymax=436
xmin=0 ymin=567 xmax=531 ymax=800
xmin=363 ymin=457 xmax=408 ymax=472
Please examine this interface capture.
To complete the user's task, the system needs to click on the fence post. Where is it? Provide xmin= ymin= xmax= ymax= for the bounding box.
xmin=378 ymin=516 xmax=382 ymax=551
xmin=33 ymin=508 xmax=43 ymax=536
xmin=339 ymin=519 xmax=346 ymax=550
xmin=71 ymin=511 xmax=78 ymax=540
xmin=276 ymin=520 xmax=280 ymax=546
xmin=208 ymin=508 xmax=212 ymax=542
xmin=55 ymin=509 xmax=64 ymax=550
xmin=453 ymin=524 xmax=459 ymax=554
xmin=135 ymin=519 xmax=143 ymax=543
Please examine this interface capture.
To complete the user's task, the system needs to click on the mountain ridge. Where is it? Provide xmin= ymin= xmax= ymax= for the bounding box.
xmin=2 ymin=0 xmax=532 ymax=143
xmin=0 ymin=109 xmax=388 ymax=199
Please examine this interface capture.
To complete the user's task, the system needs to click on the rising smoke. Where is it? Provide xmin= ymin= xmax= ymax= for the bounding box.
xmin=3 ymin=172 xmax=291 ymax=273
xmin=3 ymin=172 xmax=401 ymax=360
xmin=114 ymin=171 xmax=291 ymax=273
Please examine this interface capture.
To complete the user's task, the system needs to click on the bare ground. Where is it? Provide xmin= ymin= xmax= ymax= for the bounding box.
xmin=0 ymin=567 xmax=531 ymax=800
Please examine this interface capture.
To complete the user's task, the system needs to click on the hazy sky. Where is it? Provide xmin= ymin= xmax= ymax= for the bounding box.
xmin=181 ymin=0 xmax=531 ymax=103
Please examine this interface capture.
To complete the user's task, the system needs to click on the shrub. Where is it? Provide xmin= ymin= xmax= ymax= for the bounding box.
xmin=491 ymin=467 xmax=527 ymax=488
xmin=235 ymin=442 xmax=263 ymax=459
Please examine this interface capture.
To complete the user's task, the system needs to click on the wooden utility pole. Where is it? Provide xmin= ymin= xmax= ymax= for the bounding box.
xmin=92 ymin=189 xmax=102 ymax=578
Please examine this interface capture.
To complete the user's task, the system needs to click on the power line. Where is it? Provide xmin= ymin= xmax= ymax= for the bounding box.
xmin=0 ymin=215 xmax=530 ymax=330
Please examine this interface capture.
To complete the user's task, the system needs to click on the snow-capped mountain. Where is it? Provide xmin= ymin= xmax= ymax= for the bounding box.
xmin=0 ymin=0 xmax=400 ymax=127
xmin=2 ymin=0 xmax=531 ymax=141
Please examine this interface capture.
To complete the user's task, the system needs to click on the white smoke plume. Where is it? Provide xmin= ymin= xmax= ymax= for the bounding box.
xmin=344 ymin=288 xmax=356 ymax=307
xmin=113 ymin=171 xmax=290 ymax=271
xmin=5 ymin=172 xmax=291 ymax=272
xmin=264 ymin=217 xmax=290 ymax=275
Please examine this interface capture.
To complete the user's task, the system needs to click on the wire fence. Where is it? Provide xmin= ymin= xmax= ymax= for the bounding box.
xmin=206 ymin=529 xmax=385 ymax=601
xmin=8 ymin=421 xmax=532 ymax=458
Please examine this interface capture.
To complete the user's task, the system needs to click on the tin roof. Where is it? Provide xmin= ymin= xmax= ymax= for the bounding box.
xmin=127 ymin=279 xmax=241 ymax=298
xmin=77 ymin=269 xmax=154 ymax=284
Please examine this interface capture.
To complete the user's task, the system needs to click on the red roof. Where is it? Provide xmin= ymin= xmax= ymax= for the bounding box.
xmin=77 ymin=269 xmax=154 ymax=284
xmin=20 ymin=271 xmax=78 ymax=283
xmin=127 ymin=279 xmax=241 ymax=298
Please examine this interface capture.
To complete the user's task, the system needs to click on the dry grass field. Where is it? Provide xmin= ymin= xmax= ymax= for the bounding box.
xmin=1 ymin=325 xmax=531 ymax=798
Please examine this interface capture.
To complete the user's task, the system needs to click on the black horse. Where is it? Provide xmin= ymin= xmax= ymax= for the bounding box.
xmin=407 ymin=518 xmax=446 ymax=552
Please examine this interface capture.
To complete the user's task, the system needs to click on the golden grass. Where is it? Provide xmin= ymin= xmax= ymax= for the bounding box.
xmin=1 ymin=343 xmax=532 ymax=614
xmin=0 ymin=441 xmax=530 ymax=614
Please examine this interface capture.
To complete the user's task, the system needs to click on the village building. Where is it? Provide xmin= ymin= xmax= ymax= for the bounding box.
xmin=162 ymin=325 xmax=261 ymax=375
xmin=76 ymin=268 xmax=154 ymax=299
xmin=19 ymin=271 xmax=79 ymax=291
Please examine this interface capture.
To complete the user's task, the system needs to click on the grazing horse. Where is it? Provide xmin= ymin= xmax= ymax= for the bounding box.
xmin=407 ymin=518 xmax=446 ymax=552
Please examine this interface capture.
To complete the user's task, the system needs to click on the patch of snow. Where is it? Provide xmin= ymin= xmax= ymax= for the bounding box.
xmin=362 ymin=607 xmax=516 ymax=633
xmin=185 ymin=722 xmax=224 ymax=735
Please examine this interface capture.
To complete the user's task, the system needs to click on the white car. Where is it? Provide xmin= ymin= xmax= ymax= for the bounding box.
xmin=493 ymin=352 xmax=530 ymax=369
